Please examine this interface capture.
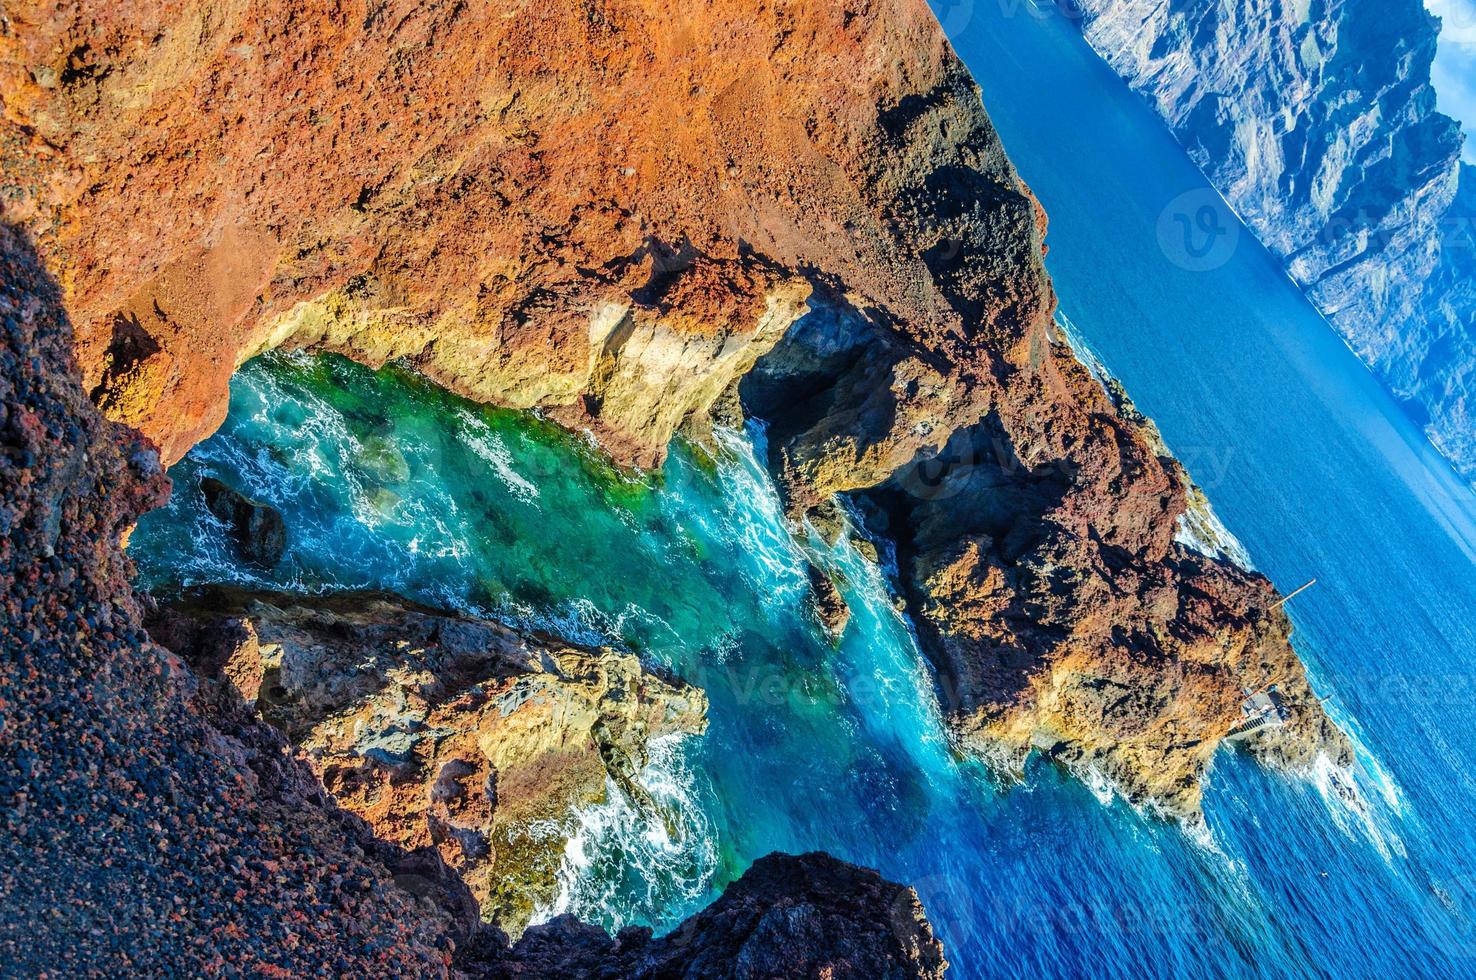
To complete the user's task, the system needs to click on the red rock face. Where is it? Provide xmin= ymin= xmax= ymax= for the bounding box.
xmin=2 ymin=0 xmax=1042 ymax=467
xmin=0 ymin=166 xmax=946 ymax=980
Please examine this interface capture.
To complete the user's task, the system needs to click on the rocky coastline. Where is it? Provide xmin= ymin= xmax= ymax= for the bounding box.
xmin=0 ymin=216 xmax=945 ymax=976
xmin=2 ymin=0 xmax=1352 ymax=970
xmin=148 ymin=586 xmax=708 ymax=939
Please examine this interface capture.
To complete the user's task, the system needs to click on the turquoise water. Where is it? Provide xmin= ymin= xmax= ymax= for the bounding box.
xmin=129 ymin=9 xmax=1476 ymax=977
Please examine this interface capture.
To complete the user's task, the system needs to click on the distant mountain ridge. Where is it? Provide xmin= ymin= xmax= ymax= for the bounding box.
xmin=1075 ymin=0 xmax=1476 ymax=480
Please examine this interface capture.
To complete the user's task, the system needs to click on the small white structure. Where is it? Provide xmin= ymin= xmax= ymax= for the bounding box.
xmin=1225 ymin=685 xmax=1288 ymax=742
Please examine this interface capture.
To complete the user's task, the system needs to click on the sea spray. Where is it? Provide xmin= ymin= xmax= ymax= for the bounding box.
xmin=706 ymin=424 xmax=810 ymax=606
xmin=134 ymin=349 xmax=1455 ymax=976
xmin=1055 ymin=310 xmax=1254 ymax=569
xmin=537 ymin=733 xmax=720 ymax=932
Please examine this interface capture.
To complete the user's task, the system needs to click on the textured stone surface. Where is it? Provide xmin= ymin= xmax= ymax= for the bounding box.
xmin=0 ymin=203 xmax=943 ymax=977
xmin=0 ymin=220 xmax=465 ymax=975
xmin=150 ymin=587 xmax=708 ymax=939
xmin=199 ymin=476 xmax=288 ymax=568
xmin=1076 ymin=0 xmax=1476 ymax=482
xmin=494 ymin=851 xmax=947 ymax=980
xmin=1 ymin=0 xmax=1016 ymax=468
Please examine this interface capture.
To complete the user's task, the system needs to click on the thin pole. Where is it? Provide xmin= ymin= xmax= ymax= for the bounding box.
xmin=1271 ymin=578 xmax=1317 ymax=609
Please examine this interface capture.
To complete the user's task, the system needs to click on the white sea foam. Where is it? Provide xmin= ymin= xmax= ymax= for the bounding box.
xmin=1057 ymin=311 xmax=1254 ymax=570
xmin=1309 ymin=751 xmax=1407 ymax=863
xmin=709 ymin=425 xmax=809 ymax=604
xmin=1054 ymin=310 xmax=1111 ymax=388
xmin=532 ymin=733 xmax=718 ymax=931
xmin=1081 ymin=766 xmax=1116 ymax=807
xmin=1303 ymin=716 xmax=1410 ymax=865
xmin=1174 ymin=494 xmax=1255 ymax=570
xmin=810 ymin=507 xmax=956 ymax=768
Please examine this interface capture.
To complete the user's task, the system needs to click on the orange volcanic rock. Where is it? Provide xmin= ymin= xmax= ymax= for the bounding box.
xmin=2 ymin=0 xmax=1036 ymax=469
xmin=2 ymin=0 xmax=1346 ymax=839
xmin=0 ymin=203 xmax=943 ymax=978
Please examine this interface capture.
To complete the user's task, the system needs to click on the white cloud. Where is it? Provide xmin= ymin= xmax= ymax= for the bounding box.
xmin=1427 ymin=0 xmax=1476 ymax=162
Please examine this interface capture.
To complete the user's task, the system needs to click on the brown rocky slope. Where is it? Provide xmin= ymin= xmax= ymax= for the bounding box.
xmin=1 ymin=0 xmax=1349 ymax=815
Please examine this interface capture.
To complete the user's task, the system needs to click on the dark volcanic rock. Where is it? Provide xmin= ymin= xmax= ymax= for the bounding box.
xmin=1077 ymin=0 xmax=1476 ymax=482
xmin=199 ymin=476 xmax=287 ymax=568
xmin=0 ymin=221 xmax=461 ymax=974
xmin=494 ymin=851 xmax=947 ymax=979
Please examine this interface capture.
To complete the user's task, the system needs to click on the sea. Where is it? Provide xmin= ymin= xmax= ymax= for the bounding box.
xmin=131 ymin=5 xmax=1476 ymax=975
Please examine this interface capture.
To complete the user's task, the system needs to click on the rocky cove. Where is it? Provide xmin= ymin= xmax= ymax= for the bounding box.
xmin=0 ymin=0 xmax=1358 ymax=974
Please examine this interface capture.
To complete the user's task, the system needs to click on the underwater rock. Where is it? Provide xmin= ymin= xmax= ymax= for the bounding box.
xmin=149 ymin=586 xmax=708 ymax=939
xmin=807 ymin=562 xmax=852 ymax=641
xmin=199 ymin=477 xmax=287 ymax=569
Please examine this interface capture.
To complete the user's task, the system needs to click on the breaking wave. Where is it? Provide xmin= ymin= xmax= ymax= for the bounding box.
xmin=534 ymin=733 xmax=719 ymax=932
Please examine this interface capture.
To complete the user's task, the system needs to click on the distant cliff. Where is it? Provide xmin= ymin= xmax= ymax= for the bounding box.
xmin=1077 ymin=0 xmax=1476 ymax=479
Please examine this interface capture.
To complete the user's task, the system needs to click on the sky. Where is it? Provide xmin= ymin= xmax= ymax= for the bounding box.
xmin=1427 ymin=0 xmax=1476 ymax=163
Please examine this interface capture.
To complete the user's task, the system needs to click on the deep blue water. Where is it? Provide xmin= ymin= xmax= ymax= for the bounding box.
xmin=936 ymin=1 xmax=1476 ymax=973
xmin=129 ymin=7 xmax=1476 ymax=977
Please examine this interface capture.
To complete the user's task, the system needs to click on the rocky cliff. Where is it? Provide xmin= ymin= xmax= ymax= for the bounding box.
xmin=1075 ymin=0 xmax=1476 ymax=481
xmin=1 ymin=0 xmax=1353 ymax=967
xmin=498 ymin=851 xmax=946 ymax=979
xmin=148 ymin=587 xmax=708 ymax=939
xmin=2 ymin=0 xmax=1347 ymax=817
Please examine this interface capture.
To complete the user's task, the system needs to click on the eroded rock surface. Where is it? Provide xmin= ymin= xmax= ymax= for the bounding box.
xmin=0 ymin=219 xmax=466 ymax=975
xmin=2 ymin=0 xmax=1009 ymax=468
xmin=149 ymin=587 xmax=707 ymax=939
xmin=746 ymin=286 xmax=1351 ymax=819
xmin=199 ymin=476 xmax=288 ymax=569
xmin=0 ymin=217 xmax=947 ymax=974
xmin=1076 ymin=0 xmax=1476 ymax=482
xmin=1 ymin=0 xmax=1350 ymax=819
